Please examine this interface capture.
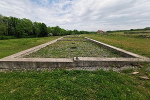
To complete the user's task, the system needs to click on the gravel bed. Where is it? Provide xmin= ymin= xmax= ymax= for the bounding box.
xmin=0 ymin=65 xmax=139 ymax=72
xmin=25 ymin=40 xmax=120 ymax=58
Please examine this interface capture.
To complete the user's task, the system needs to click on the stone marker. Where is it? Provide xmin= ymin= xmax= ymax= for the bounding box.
xmin=132 ymin=72 xmax=139 ymax=75
xmin=139 ymin=76 xmax=150 ymax=80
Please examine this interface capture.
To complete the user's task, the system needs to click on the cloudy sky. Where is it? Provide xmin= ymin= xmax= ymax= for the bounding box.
xmin=0 ymin=0 xmax=150 ymax=31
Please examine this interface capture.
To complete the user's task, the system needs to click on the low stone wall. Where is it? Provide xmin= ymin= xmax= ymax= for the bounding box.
xmin=73 ymin=57 xmax=149 ymax=67
xmin=0 ymin=58 xmax=74 ymax=69
xmin=0 ymin=36 xmax=150 ymax=70
xmin=85 ymin=37 xmax=147 ymax=58
xmin=0 ymin=57 xmax=149 ymax=70
xmin=2 ymin=37 xmax=64 ymax=58
xmin=57 ymin=39 xmax=87 ymax=41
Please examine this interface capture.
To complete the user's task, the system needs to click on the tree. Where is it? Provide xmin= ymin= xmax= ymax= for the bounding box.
xmin=0 ymin=14 xmax=92 ymax=38
xmin=38 ymin=23 xmax=48 ymax=37
xmin=144 ymin=27 xmax=150 ymax=30
xmin=53 ymin=26 xmax=61 ymax=36
xmin=7 ymin=17 xmax=20 ymax=37
xmin=0 ymin=23 xmax=7 ymax=35
xmin=47 ymin=26 xmax=51 ymax=33
xmin=21 ymin=18 xmax=33 ymax=36
xmin=80 ymin=31 xmax=87 ymax=34
xmin=15 ymin=19 xmax=24 ymax=38
xmin=73 ymin=29 xmax=79 ymax=34
xmin=0 ymin=15 xmax=8 ymax=35
xmin=33 ymin=22 xmax=40 ymax=37
xmin=61 ymin=29 xmax=67 ymax=36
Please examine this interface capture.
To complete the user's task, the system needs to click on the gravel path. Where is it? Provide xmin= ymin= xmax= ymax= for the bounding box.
xmin=0 ymin=65 xmax=139 ymax=72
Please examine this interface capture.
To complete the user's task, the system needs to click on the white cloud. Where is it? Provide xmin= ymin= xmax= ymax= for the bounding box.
xmin=0 ymin=0 xmax=150 ymax=31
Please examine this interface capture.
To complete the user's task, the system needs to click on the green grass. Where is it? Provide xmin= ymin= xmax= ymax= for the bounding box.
xmin=26 ymin=40 xmax=120 ymax=58
xmin=0 ymin=35 xmax=150 ymax=99
xmin=121 ymin=68 xmax=134 ymax=74
xmin=0 ymin=36 xmax=60 ymax=59
xmin=82 ymin=34 xmax=150 ymax=58
xmin=107 ymin=31 xmax=150 ymax=39
xmin=0 ymin=69 xmax=150 ymax=100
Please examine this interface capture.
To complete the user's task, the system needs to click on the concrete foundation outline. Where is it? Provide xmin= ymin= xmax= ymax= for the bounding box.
xmin=0 ymin=36 xmax=150 ymax=69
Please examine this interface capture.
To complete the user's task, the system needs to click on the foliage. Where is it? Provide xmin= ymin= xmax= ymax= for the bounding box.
xmin=0 ymin=35 xmax=16 ymax=40
xmin=0 ymin=14 xmax=8 ymax=35
xmin=0 ymin=14 xmax=93 ymax=39
xmin=33 ymin=22 xmax=40 ymax=37
xmin=107 ymin=27 xmax=150 ymax=33
xmin=38 ymin=23 xmax=48 ymax=37
xmin=0 ymin=23 xmax=7 ymax=35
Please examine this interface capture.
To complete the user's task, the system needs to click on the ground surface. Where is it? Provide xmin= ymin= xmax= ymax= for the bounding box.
xmin=25 ymin=38 xmax=120 ymax=58
xmin=0 ymin=69 xmax=150 ymax=100
xmin=0 ymin=34 xmax=150 ymax=99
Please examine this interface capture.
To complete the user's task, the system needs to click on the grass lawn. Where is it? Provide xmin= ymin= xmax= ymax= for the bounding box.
xmin=82 ymin=34 xmax=150 ymax=58
xmin=0 ymin=36 xmax=60 ymax=59
xmin=0 ymin=69 xmax=150 ymax=100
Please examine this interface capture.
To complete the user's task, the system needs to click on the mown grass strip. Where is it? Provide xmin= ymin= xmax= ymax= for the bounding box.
xmin=0 ymin=36 xmax=60 ymax=59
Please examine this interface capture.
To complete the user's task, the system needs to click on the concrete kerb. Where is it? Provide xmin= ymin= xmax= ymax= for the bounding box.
xmin=0 ymin=36 xmax=75 ymax=69
xmin=85 ymin=37 xmax=149 ymax=59
xmin=0 ymin=36 xmax=150 ymax=70
xmin=3 ymin=37 xmax=64 ymax=58
xmin=73 ymin=57 xmax=150 ymax=67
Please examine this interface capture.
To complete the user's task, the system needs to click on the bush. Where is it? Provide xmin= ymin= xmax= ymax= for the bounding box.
xmin=0 ymin=35 xmax=16 ymax=40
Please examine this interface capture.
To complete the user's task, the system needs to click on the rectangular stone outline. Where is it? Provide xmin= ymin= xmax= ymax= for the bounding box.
xmin=0 ymin=36 xmax=150 ymax=69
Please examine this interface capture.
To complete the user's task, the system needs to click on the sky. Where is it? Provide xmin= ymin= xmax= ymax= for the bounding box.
xmin=0 ymin=0 xmax=150 ymax=31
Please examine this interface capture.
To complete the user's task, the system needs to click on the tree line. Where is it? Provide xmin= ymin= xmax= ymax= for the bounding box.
xmin=0 ymin=14 xmax=94 ymax=39
xmin=107 ymin=27 xmax=150 ymax=33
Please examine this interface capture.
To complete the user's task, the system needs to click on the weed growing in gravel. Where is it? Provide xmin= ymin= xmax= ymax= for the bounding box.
xmin=26 ymin=40 xmax=120 ymax=58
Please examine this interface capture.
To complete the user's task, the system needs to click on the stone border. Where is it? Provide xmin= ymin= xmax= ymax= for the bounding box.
xmin=0 ymin=36 xmax=150 ymax=69
xmin=2 ymin=37 xmax=64 ymax=58
xmin=57 ymin=39 xmax=87 ymax=41
xmin=85 ymin=37 xmax=149 ymax=58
